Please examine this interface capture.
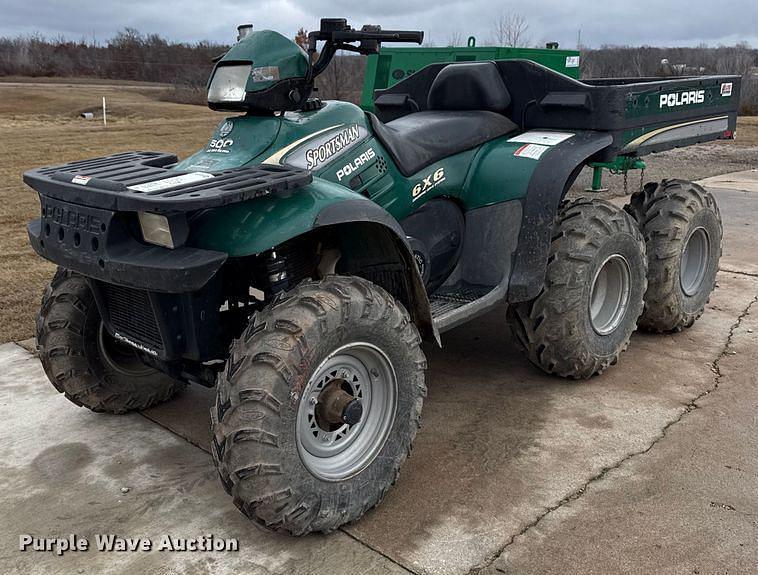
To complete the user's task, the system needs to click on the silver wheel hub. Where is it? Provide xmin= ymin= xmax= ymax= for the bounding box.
xmin=680 ymin=227 xmax=710 ymax=296
xmin=296 ymin=342 xmax=397 ymax=481
xmin=589 ymin=255 xmax=632 ymax=335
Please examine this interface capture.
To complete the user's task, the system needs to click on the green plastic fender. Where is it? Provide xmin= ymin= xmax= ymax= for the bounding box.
xmin=187 ymin=177 xmax=363 ymax=256
xmin=187 ymin=176 xmax=437 ymax=341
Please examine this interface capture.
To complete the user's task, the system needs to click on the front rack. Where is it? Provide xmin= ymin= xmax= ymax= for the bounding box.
xmin=24 ymin=151 xmax=313 ymax=213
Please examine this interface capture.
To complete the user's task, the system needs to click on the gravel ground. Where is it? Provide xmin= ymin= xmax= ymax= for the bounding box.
xmin=570 ymin=141 xmax=758 ymax=199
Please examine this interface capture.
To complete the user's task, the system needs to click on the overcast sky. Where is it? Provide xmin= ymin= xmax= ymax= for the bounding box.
xmin=0 ymin=0 xmax=755 ymax=49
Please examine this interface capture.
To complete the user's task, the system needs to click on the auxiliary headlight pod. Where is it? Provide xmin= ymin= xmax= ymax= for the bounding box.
xmin=137 ymin=212 xmax=189 ymax=249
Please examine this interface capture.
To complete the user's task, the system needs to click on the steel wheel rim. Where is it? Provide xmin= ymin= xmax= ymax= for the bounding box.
xmin=97 ymin=323 xmax=154 ymax=376
xmin=296 ymin=342 xmax=397 ymax=481
xmin=589 ymin=255 xmax=632 ymax=335
xmin=680 ymin=227 xmax=710 ymax=296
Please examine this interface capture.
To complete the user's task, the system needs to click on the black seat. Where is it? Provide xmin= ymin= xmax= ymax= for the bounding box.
xmin=369 ymin=62 xmax=517 ymax=177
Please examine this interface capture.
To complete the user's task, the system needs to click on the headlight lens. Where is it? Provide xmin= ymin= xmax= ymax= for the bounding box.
xmin=138 ymin=212 xmax=174 ymax=248
xmin=208 ymin=64 xmax=251 ymax=103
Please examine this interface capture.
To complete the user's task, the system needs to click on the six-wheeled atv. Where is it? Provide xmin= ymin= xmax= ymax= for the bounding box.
xmin=26 ymin=18 xmax=740 ymax=534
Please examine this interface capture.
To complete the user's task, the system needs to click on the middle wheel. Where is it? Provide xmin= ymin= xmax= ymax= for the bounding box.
xmin=507 ymin=198 xmax=647 ymax=379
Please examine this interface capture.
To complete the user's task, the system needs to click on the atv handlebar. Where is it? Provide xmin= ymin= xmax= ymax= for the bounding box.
xmin=322 ymin=29 xmax=424 ymax=45
xmin=308 ymin=19 xmax=423 ymax=51
xmin=307 ymin=19 xmax=423 ymax=80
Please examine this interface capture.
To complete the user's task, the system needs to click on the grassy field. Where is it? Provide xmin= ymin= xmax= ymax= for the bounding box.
xmin=0 ymin=82 xmax=218 ymax=343
xmin=0 ymin=81 xmax=756 ymax=343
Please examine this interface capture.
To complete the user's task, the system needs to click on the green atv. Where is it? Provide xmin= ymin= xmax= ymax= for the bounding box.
xmin=26 ymin=19 xmax=739 ymax=534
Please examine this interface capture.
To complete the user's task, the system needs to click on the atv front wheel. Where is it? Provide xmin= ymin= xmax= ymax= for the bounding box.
xmin=507 ymin=198 xmax=647 ymax=379
xmin=36 ymin=268 xmax=186 ymax=413
xmin=625 ymin=179 xmax=722 ymax=332
xmin=211 ymin=276 xmax=426 ymax=535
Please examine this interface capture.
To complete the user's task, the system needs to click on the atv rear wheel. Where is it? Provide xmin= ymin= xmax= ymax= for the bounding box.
xmin=625 ymin=180 xmax=722 ymax=332
xmin=36 ymin=268 xmax=186 ymax=413
xmin=211 ymin=276 xmax=426 ymax=535
xmin=507 ymin=198 xmax=647 ymax=379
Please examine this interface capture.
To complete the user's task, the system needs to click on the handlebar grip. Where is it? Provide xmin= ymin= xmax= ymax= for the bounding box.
xmin=375 ymin=30 xmax=424 ymax=44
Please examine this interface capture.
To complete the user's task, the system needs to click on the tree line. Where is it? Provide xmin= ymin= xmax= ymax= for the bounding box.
xmin=0 ymin=29 xmax=755 ymax=112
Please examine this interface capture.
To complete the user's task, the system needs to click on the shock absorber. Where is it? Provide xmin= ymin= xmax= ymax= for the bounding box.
xmin=256 ymin=240 xmax=318 ymax=297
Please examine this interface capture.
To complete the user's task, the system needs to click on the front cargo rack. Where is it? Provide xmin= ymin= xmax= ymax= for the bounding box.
xmin=23 ymin=151 xmax=313 ymax=213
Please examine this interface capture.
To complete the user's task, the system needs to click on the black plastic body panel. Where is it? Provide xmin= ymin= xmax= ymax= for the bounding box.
xmin=23 ymin=151 xmax=312 ymax=213
xmin=89 ymin=275 xmax=224 ymax=362
xmin=27 ymin=196 xmax=227 ymax=293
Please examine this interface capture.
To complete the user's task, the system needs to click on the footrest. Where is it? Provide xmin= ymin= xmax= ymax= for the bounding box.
xmin=429 ymin=284 xmax=493 ymax=319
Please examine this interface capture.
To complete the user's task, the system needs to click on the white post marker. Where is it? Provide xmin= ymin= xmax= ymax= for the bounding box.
xmin=102 ymin=96 xmax=107 ymax=127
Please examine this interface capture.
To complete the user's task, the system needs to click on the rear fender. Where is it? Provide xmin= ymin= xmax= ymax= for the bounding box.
xmin=507 ymin=131 xmax=613 ymax=302
xmin=462 ymin=130 xmax=613 ymax=302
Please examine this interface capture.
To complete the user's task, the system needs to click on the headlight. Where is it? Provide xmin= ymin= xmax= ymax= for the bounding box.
xmin=138 ymin=212 xmax=175 ymax=248
xmin=208 ymin=64 xmax=251 ymax=103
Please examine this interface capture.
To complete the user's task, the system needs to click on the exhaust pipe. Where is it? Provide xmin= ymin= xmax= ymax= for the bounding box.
xmin=237 ymin=24 xmax=253 ymax=42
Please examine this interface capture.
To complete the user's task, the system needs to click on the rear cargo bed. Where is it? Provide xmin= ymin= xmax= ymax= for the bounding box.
xmin=374 ymin=60 xmax=741 ymax=160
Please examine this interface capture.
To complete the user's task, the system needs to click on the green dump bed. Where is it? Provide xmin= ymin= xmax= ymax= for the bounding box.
xmin=360 ymin=44 xmax=580 ymax=112
xmin=372 ymin=60 xmax=741 ymax=160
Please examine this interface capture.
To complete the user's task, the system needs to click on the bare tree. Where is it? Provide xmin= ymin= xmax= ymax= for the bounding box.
xmin=491 ymin=12 xmax=530 ymax=47
xmin=294 ymin=28 xmax=308 ymax=51
xmin=446 ymin=32 xmax=463 ymax=47
xmin=318 ymin=51 xmax=345 ymax=100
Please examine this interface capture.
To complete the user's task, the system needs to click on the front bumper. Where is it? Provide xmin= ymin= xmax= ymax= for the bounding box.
xmin=27 ymin=197 xmax=227 ymax=293
xmin=28 ymin=197 xmax=229 ymax=362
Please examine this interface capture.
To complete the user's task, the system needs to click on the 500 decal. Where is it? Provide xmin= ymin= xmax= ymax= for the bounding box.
xmin=207 ymin=138 xmax=233 ymax=153
xmin=659 ymin=89 xmax=705 ymax=108
xmin=305 ymin=125 xmax=362 ymax=169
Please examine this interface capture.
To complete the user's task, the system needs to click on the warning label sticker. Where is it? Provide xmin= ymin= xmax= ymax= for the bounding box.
xmin=508 ymin=131 xmax=575 ymax=146
xmin=513 ymin=143 xmax=550 ymax=160
xmin=128 ymin=172 xmax=215 ymax=193
xmin=71 ymin=175 xmax=91 ymax=185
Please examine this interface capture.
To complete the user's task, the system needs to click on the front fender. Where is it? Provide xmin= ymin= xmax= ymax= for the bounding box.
xmin=188 ymin=177 xmax=363 ymax=256
xmin=188 ymin=177 xmax=437 ymax=342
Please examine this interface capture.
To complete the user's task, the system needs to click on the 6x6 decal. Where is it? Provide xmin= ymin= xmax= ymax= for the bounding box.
xmin=411 ymin=167 xmax=446 ymax=201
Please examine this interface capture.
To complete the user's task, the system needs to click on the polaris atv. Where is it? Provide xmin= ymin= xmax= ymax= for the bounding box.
xmin=26 ymin=18 xmax=740 ymax=534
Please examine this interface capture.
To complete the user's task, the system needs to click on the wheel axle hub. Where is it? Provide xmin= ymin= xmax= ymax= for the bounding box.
xmin=315 ymin=381 xmax=363 ymax=427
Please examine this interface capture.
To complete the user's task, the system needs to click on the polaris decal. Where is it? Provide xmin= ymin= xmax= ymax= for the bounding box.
xmin=411 ymin=167 xmax=446 ymax=201
xmin=218 ymin=120 xmax=234 ymax=137
xmin=659 ymin=90 xmax=705 ymax=108
xmin=336 ymin=147 xmax=376 ymax=181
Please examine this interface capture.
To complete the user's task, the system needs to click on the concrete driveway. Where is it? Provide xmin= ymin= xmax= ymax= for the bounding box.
xmin=2 ymin=174 xmax=757 ymax=575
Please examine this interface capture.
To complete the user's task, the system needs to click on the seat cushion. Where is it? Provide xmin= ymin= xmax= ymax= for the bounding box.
xmin=369 ymin=110 xmax=518 ymax=177
xmin=428 ymin=62 xmax=511 ymax=112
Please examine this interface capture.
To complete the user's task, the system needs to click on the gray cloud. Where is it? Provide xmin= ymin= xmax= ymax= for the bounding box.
xmin=0 ymin=0 xmax=755 ymax=48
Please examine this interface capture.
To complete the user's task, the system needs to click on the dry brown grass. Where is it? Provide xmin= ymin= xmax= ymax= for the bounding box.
xmin=0 ymin=82 xmax=218 ymax=343
xmin=0 ymin=81 xmax=756 ymax=343
xmin=734 ymin=116 xmax=758 ymax=146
